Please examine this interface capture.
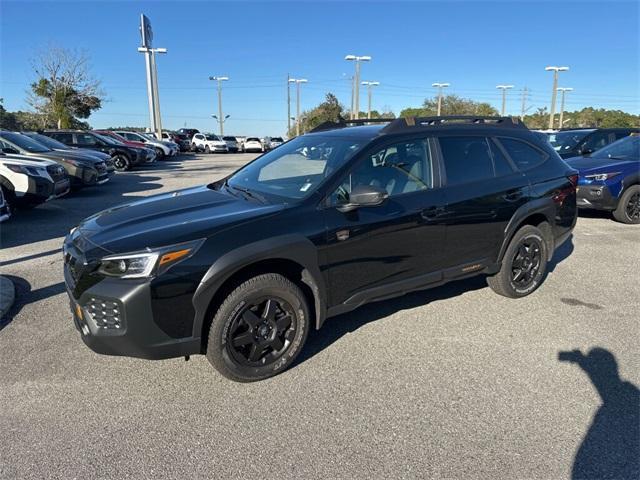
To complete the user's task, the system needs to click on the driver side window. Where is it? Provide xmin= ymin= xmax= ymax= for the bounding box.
xmin=332 ymin=138 xmax=434 ymax=205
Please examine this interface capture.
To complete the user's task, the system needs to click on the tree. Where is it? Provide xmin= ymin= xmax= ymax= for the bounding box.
xmin=523 ymin=107 xmax=640 ymax=129
xmin=0 ymin=99 xmax=19 ymax=130
xmin=27 ymin=46 xmax=104 ymax=128
xmin=288 ymin=93 xmax=345 ymax=137
xmin=399 ymin=95 xmax=499 ymax=118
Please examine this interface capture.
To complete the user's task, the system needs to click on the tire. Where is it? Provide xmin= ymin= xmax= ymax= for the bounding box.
xmin=206 ymin=273 xmax=310 ymax=382
xmin=155 ymin=147 xmax=165 ymax=160
xmin=487 ymin=225 xmax=549 ymax=298
xmin=112 ymin=154 xmax=130 ymax=171
xmin=204 ymin=145 xmax=211 ymax=154
xmin=1 ymin=185 xmax=14 ymax=216
xmin=613 ymin=185 xmax=640 ymax=224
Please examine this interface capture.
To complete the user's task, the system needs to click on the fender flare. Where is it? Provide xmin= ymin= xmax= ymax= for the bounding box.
xmin=0 ymin=175 xmax=15 ymax=192
xmin=191 ymin=234 xmax=327 ymax=341
xmin=620 ymin=172 xmax=639 ymax=193
xmin=497 ymin=198 xmax=555 ymax=263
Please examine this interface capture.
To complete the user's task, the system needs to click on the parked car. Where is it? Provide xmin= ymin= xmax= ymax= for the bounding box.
xmin=172 ymin=133 xmax=193 ymax=152
xmin=114 ymin=131 xmax=177 ymax=159
xmin=44 ymin=130 xmax=147 ymax=171
xmin=93 ymin=131 xmax=156 ymax=164
xmin=243 ymin=137 xmax=264 ymax=153
xmin=0 ymin=152 xmax=70 ymax=210
xmin=0 ymin=186 xmax=11 ymax=222
xmin=177 ymin=128 xmax=200 ymax=139
xmin=141 ymin=133 xmax=180 ymax=156
xmin=222 ymin=136 xmax=239 ymax=153
xmin=191 ymin=133 xmax=228 ymax=153
xmin=266 ymin=136 xmax=284 ymax=150
xmin=0 ymin=131 xmax=111 ymax=189
xmin=235 ymin=136 xmax=247 ymax=152
xmin=63 ymin=116 xmax=577 ymax=382
xmin=547 ymin=128 xmax=639 ymax=159
xmin=566 ymin=134 xmax=640 ymax=224
xmin=22 ymin=132 xmax=115 ymax=172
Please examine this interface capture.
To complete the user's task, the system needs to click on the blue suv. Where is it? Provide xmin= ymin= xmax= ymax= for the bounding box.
xmin=566 ymin=134 xmax=640 ymax=224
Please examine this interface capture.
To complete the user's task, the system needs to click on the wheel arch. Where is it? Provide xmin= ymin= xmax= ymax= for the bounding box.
xmin=498 ymin=201 xmax=555 ymax=263
xmin=0 ymin=174 xmax=16 ymax=192
xmin=192 ymin=235 xmax=327 ymax=352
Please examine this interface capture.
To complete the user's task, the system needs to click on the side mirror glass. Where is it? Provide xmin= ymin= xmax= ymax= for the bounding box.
xmin=337 ymin=185 xmax=389 ymax=213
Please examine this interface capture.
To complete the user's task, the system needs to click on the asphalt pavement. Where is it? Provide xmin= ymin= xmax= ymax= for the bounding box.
xmin=1 ymin=152 xmax=638 ymax=479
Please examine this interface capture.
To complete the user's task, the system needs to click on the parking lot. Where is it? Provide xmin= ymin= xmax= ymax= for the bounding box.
xmin=0 ymin=152 xmax=638 ymax=479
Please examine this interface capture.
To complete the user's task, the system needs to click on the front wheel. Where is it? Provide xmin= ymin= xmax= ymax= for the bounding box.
xmin=155 ymin=147 xmax=165 ymax=159
xmin=206 ymin=273 xmax=310 ymax=382
xmin=112 ymin=154 xmax=130 ymax=171
xmin=487 ymin=225 xmax=549 ymax=298
xmin=204 ymin=145 xmax=211 ymax=154
xmin=613 ymin=185 xmax=640 ymax=224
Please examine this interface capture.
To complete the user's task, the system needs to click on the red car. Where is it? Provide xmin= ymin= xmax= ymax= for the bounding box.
xmin=94 ymin=131 xmax=156 ymax=163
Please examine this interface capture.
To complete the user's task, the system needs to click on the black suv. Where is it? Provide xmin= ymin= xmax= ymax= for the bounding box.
xmin=63 ymin=116 xmax=577 ymax=381
xmin=44 ymin=130 xmax=146 ymax=171
xmin=548 ymin=128 xmax=639 ymax=159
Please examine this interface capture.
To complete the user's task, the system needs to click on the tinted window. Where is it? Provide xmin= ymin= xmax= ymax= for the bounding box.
xmin=49 ymin=132 xmax=73 ymax=145
xmin=582 ymin=132 xmax=611 ymax=153
xmin=489 ymin=139 xmax=514 ymax=177
xmin=75 ymin=133 xmax=99 ymax=146
xmin=439 ymin=136 xmax=494 ymax=185
xmin=593 ymin=135 xmax=639 ymax=160
xmin=498 ymin=138 xmax=547 ymax=171
xmin=548 ymin=130 xmax=593 ymax=153
xmin=24 ymin=132 xmax=69 ymax=150
xmin=0 ymin=132 xmax=51 ymax=153
xmin=333 ymin=138 xmax=433 ymax=204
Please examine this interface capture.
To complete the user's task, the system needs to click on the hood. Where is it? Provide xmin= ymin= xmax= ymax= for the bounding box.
xmin=1 ymin=153 xmax=57 ymax=168
xmin=46 ymin=149 xmax=104 ymax=165
xmin=75 ymin=185 xmax=283 ymax=255
xmin=565 ymin=155 xmax=635 ymax=174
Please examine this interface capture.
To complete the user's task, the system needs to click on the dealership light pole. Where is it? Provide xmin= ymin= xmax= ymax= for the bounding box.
xmin=432 ymin=82 xmax=450 ymax=116
xmin=545 ymin=66 xmax=569 ymax=129
xmin=557 ymin=87 xmax=573 ymax=128
xmin=290 ymin=78 xmax=307 ymax=136
xmin=209 ymin=76 xmax=229 ymax=136
xmin=138 ymin=14 xmax=167 ymax=140
xmin=287 ymin=74 xmax=292 ymax=135
xmin=345 ymin=55 xmax=371 ymax=119
xmin=361 ymin=81 xmax=380 ymax=119
xmin=496 ymin=85 xmax=514 ymax=116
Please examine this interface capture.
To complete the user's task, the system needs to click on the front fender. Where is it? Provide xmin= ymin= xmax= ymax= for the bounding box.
xmin=191 ymin=234 xmax=327 ymax=341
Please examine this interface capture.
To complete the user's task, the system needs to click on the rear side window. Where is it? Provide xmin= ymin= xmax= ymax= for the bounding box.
xmin=439 ymin=136 xmax=494 ymax=185
xmin=50 ymin=132 xmax=73 ymax=144
xmin=498 ymin=138 xmax=547 ymax=171
xmin=489 ymin=139 xmax=514 ymax=177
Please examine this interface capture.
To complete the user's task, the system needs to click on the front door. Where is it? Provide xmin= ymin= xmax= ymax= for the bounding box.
xmin=322 ymin=137 xmax=447 ymax=307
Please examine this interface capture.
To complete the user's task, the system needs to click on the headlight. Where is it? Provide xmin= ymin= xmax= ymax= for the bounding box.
xmin=4 ymin=163 xmax=42 ymax=176
xmin=584 ymin=172 xmax=620 ymax=181
xmin=97 ymin=239 xmax=205 ymax=279
xmin=64 ymin=159 xmax=87 ymax=167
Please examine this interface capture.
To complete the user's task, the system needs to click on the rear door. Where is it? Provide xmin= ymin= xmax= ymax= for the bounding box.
xmin=322 ymin=136 xmax=447 ymax=307
xmin=438 ymin=135 xmax=530 ymax=271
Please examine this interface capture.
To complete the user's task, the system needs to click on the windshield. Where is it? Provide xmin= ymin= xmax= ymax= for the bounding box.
xmin=226 ymin=135 xmax=363 ymax=200
xmin=247 ymin=138 xmax=260 ymax=142
xmin=271 ymin=137 xmax=284 ymax=142
xmin=592 ymin=136 xmax=640 ymax=160
xmin=223 ymin=136 xmax=236 ymax=141
xmin=547 ymin=130 xmax=593 ymax=153
xmin=24 ymin=132 xmax=69 ymax=150
xmin=205 ymin=135 xmax=220 ymax=141
xmin=0 ymin=131 xmax=51 ymax=153
xmin=94 ymin=133 xmax=123 ymax=146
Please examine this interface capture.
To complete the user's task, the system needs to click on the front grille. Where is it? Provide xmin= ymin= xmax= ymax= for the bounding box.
xmin=46 ymin=164 xmax=67 ymax=182
xmin=86 ymin=297 xmax=122 ymax=329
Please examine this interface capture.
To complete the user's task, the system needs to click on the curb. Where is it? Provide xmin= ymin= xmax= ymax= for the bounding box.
xmin=0 ymin=275 xmax=15 ymax=319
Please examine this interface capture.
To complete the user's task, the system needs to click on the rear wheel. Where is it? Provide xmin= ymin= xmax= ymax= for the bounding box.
xmin=487 ymin=225 xmax=548 ymax=298
xmin=613 ymin=185 xmax=640 ymax=224
xmin=155 ymin=147 xmax=165 ymax=159
xmin=206 ymin=273 xmax=310 ymax=382
xmin=204 ymin=145 xmax=211 ymax=154
xmin=112 ymin=154 xmax=130 ymax=171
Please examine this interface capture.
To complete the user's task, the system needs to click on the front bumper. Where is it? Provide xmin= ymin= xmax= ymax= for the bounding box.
xmin=576 ymin=184 xmax=618 ymax=211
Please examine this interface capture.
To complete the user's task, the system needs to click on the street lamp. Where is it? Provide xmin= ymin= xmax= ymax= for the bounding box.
xmin=137 ymin=46 xmax=167 ymax=139
xmin=545 ymin=66 xmax=569 ymax=129
xmin=556 ymin=87 xmax=573 ymax=129
xmin=496 ymin=85 xmax=514 ymax=116
xmin=345 ymin=55 xmax=371 ymax=119
xmin=432 ymin=82 xmax=450 ymax=116
xmin=209 ymin=76 xmax=229 ymax=136
xmin=361 ymin=81 xmax=380 ymax=119
xmin=289 ymin=78 xmax=307 ymax=136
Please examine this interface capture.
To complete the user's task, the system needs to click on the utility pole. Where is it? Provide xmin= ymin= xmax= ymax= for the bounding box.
xmin=520 ymin=87 xmax=529 ymax=119
xmin=138 ymin=14 xmax=167 ymax=140
xmin=557 ymin=87 xmax=573 ymax=128
xmin=287 ymin=74 xmax=291 ymax=135
xmin=432 ymin=82 xmax=450 ymax=116
xmin=209 ymin=76 xmax=229 ymax=136
xmin=289 ymin=78 xmax=307 ymax=136
xmin=350 ymin=76 xmax=355 ymax=120
xmin=496 ymin=85 xmax=514 ymax=116
xmin=361 ymin=81 xmax=380 ymax=119
xmin=545 ymin=66 xmax=569 ymax=129
xmin=345 ymin=55 xmax=371 ymax=119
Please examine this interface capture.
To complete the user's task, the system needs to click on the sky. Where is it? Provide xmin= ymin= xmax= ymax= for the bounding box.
xmin=1 ymin=0 xmax=638 ymax=136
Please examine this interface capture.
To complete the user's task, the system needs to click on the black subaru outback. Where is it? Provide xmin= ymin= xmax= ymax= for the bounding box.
xmin=63 ymin=116 xmax=577 ymax=382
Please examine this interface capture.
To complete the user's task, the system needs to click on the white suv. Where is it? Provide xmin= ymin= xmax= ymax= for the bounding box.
xmin=0 ymin=153 xmax=70 ymax=210
xmin=192 ymin=133 xmax=228 ymax=153
xmin=115 ymin=131 xmax=178 ymax=158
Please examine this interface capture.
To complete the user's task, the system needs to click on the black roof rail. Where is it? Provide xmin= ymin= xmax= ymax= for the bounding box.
xmin=381 ymin=116 xmax=527 ymax=134
xmin=309 ymin=117 xmax=395 ymax=133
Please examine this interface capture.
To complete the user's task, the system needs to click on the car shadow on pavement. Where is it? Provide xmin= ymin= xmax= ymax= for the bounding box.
xmin=0 ymin=275 xmax=65 ymax=331
xmin=297 ymin=275 xmax=488 ymax=366
xmin=548 ymin=234 xmax=574 ymax=273
xmin=1 ymin=172 xmax=164 ymax=248
xmin=558 ymin=347 xmax=639 ymax=479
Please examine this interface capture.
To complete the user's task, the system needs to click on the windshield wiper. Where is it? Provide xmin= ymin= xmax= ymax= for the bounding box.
xmin=225 ymin=182 xmax=267 ymax=203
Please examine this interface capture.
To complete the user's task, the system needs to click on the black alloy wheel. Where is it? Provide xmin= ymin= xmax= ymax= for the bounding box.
xmin=112 ymin=154 xmax=129 ymax=171
xmin=227 ymin=297 xmax=296 ymax=367
xmin=510 ymin=238 xmax=542 ymax=289
xmin=613 ymin=185 xmax=640 ymax=224
xmin=625 ymin=191 xmax=640 ymax=221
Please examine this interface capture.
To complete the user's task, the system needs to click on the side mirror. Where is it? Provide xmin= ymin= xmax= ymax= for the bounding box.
xmin=337 ymin=184 xmax=389 ymax=213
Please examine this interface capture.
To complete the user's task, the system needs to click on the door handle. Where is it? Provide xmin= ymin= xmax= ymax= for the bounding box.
xmin=503 ymin=189 xmax=523 ymax=201
xmin=421 ymin=206 xmax=446 ymax=221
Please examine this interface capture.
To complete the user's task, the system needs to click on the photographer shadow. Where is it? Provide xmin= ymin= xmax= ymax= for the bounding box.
xmin=559 ymin=348 xmax=639 ymax=479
